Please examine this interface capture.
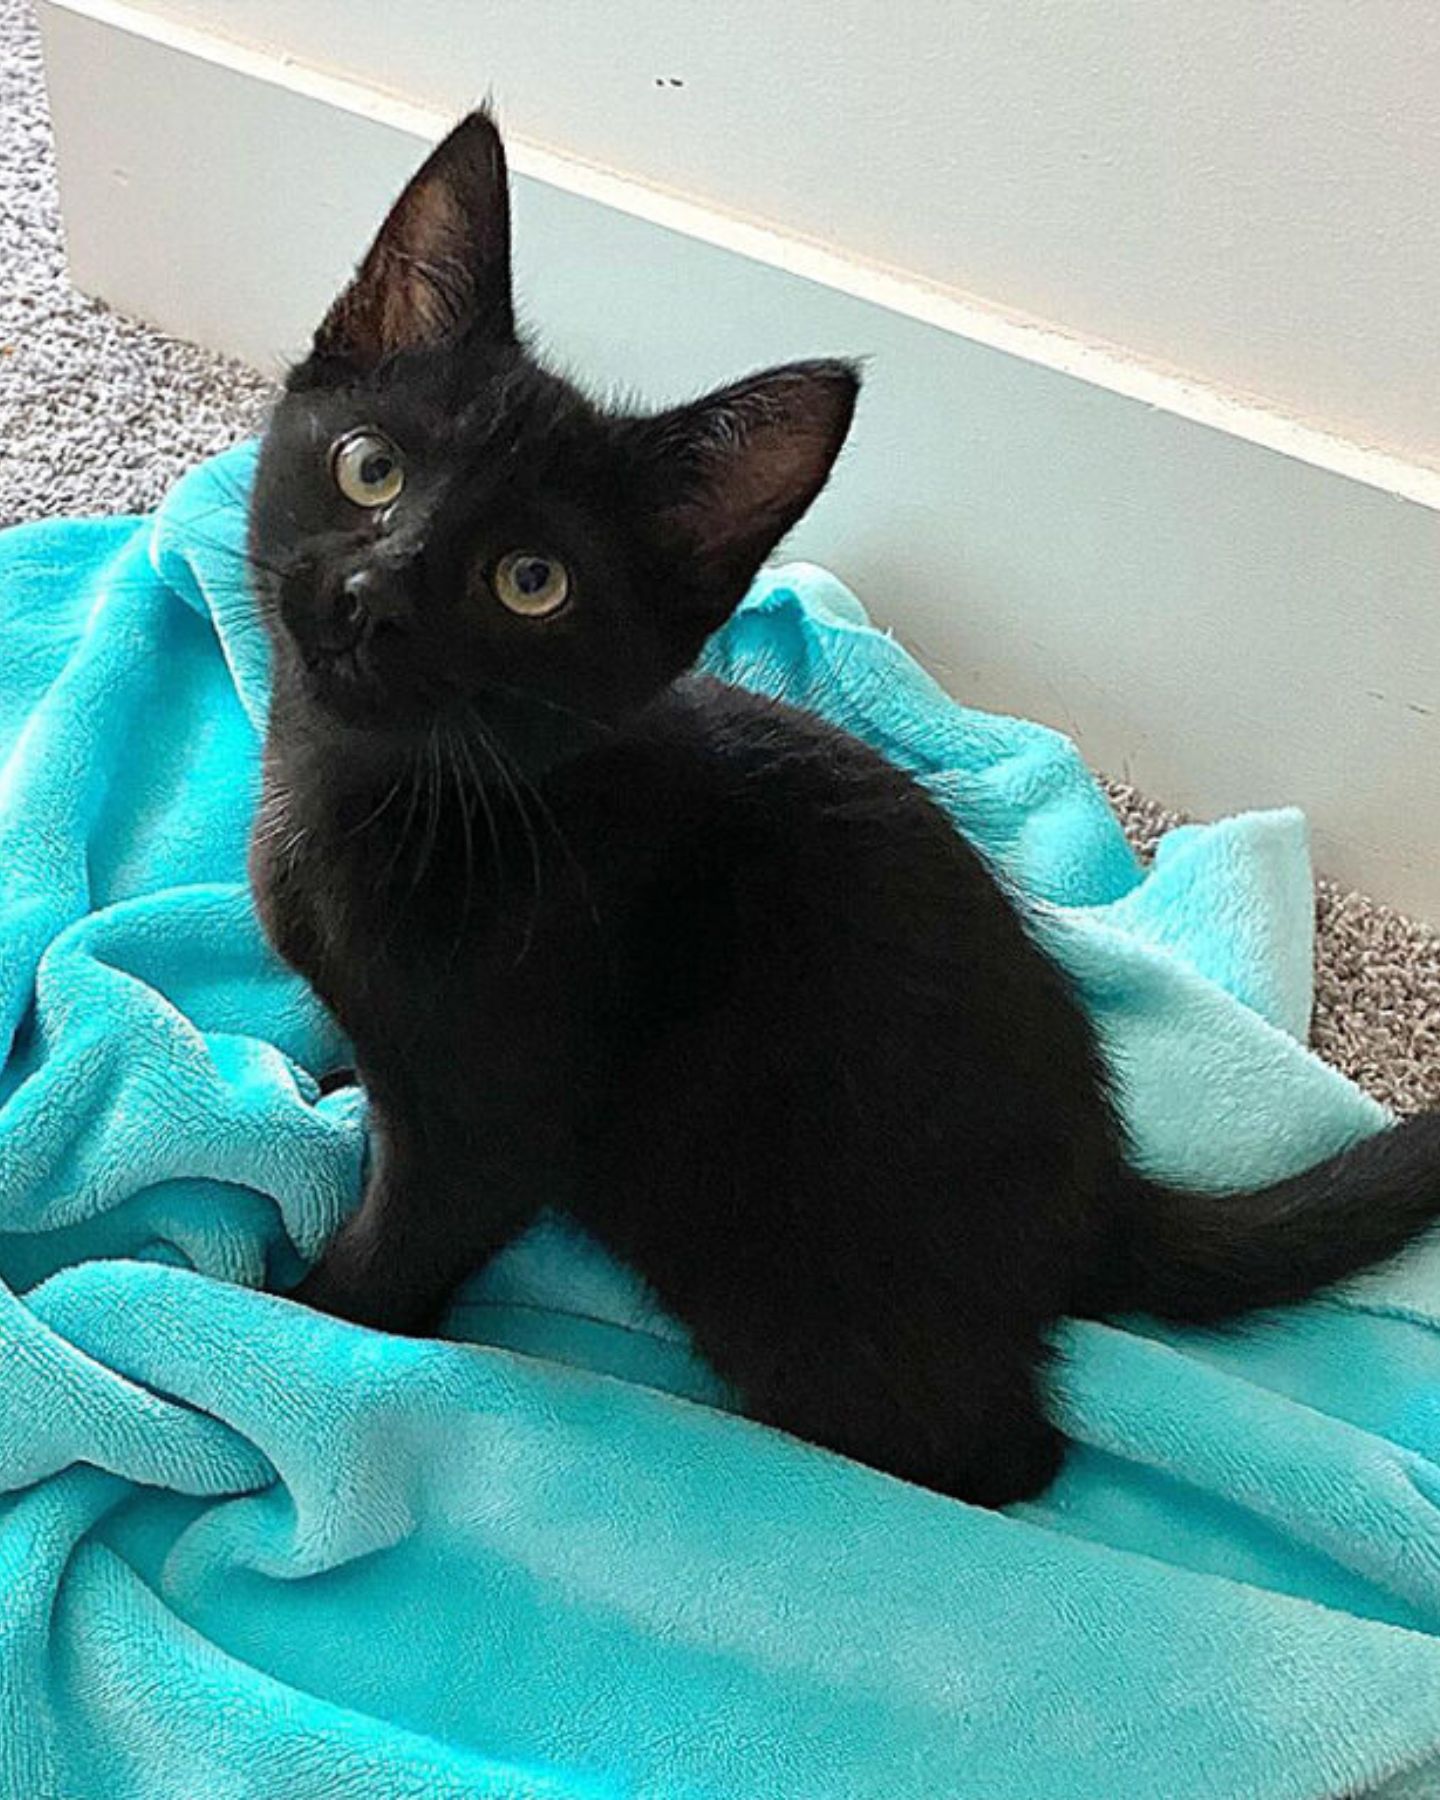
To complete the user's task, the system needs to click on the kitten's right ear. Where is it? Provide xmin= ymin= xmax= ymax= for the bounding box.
xmin=639 ymin=360 xmax=860 ymax=606
xmin=309 ymin=108 xmax=514 ymax=373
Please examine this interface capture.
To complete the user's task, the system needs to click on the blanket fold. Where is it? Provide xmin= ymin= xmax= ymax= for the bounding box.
xmin=1 ymin=446 xmax=1437 ymax=1800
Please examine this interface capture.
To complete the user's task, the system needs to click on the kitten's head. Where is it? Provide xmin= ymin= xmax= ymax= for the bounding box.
xmin=250 ymin=110 xmax=857 ymax=758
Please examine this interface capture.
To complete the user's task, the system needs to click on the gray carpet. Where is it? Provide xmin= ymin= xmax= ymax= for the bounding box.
xmin=0 ymin=0 xmax=271 ymax=526
xmin=3 ymin=0 xmax=1437 ymax=1112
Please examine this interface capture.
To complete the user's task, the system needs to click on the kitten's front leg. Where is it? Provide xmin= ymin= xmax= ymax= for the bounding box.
xmin=290 ymin=1117 xmax=536 ymax=1337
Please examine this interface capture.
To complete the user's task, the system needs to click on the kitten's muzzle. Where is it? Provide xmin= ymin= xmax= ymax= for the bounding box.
xmin=303 ymin=564 xmax=407 ymax=659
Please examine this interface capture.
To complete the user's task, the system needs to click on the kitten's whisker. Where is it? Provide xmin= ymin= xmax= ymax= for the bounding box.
xmin=510 ymin=753 xmax=598 ymax=933
xmin=463 ymin=703 xmax=600 ymax=935
xmin=453 ymin=725 xmax=503 ymax=884
xmin=474 ymin=676 xmax=616 ymax=737
xmin=445 ymin=727 xmax=477 ymax=961
xmin=467 ymin=711 xmax=542 ymax=964
xmin=173 ymin=521 xmax=294 ymax=584
xmin=407 ymin=727 xmax=444 ymax=901
xmin=164 ymin=496 xmax=283 ymax=563
xmin=381 ymin=748 xmax=427 ymax=895
xmin=345 ymin=774 xmax=405 ymax=839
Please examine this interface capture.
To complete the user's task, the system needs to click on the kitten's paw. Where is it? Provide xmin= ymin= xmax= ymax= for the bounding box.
xmin=942 ymin=1420 xmax=1067 ymax=1509
xmin=287 ymin=1263 xmax=437 ymax=1337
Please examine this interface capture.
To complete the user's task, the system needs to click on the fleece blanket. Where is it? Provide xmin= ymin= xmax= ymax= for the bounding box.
xmin=1 ymin=444 xmax=1438 ymax=1800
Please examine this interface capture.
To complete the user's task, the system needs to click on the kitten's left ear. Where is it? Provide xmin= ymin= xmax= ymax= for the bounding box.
xmin=641 ymin=361 xmax=860 ymax=602
xmin=312 ymin=108 xmax=513 ymax=370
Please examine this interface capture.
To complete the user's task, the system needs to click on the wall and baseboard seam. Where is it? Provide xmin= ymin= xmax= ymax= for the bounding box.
xmin=36 ymin=0 xmax=1440 ymax=918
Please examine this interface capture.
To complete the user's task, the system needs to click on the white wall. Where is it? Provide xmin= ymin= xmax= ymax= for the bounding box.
xmin=121 ymin=0 xmax=1440 ymax=472
xmin=37 ymin=0 xmax=1440 ymax=919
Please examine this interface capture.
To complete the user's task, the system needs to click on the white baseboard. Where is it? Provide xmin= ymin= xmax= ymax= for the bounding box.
xmin=37 ymin=0 xmax=1440 ymax=919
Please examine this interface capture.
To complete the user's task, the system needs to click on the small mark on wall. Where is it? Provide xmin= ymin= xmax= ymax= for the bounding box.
xmin=1366 ymin=689 xmax=1433 ymax=719
xmin=654 ymin=77 xmax=686 ymax=87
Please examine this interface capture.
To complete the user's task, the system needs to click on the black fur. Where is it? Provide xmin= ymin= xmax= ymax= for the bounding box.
xmin=249 ymin=111 xmax=1440 ymax=1506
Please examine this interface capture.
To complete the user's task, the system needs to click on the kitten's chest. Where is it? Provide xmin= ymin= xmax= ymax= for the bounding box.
xmin=254 ymin=768 xmax=591 ymax=1025
xmin=253 ymin=780 xmax=427 ymax=991
xmin=252 ymin=744 xmax=738 ymax=1062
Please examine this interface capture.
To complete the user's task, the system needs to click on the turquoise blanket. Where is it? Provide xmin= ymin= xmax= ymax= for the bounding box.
xmin=2 ymin=446 xmax=1439 ymax=1800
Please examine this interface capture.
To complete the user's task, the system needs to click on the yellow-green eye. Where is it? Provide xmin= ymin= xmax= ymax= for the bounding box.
xmin=493 ymin=551 xmax=570 ymax=618
xmin=331 ymin=430 xmax=405 ymax=508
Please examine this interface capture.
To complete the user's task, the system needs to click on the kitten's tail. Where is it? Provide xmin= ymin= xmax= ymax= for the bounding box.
xmin=1096 ymin=1111 xmax=1440 ymax=1323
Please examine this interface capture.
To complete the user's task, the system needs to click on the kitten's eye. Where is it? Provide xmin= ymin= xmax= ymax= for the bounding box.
xmin=331 ymin=430 xmax=405 ymax=509
xmin=493 ymin=551 xmax=570 ymax=618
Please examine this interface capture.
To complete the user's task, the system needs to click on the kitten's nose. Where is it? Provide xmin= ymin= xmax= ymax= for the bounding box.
xmin=339 ymin=568 xmax=375 ymax=634
xmin=318 ymin=566 xmax=392 ymax=653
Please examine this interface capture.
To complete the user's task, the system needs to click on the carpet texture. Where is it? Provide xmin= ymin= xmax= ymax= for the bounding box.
xmin=2 ymin=0 xmax=1437 ymax=1113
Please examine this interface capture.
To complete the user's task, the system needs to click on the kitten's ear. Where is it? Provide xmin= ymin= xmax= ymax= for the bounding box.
xmin=312 ymin=109 xmax=513 ymax=370
xmin=642 ymin=361 xmax=859 ymax=594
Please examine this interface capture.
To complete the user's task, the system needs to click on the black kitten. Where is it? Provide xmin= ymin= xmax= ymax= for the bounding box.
xmin=250 ymin=111 xmax=1440 ymax=1506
